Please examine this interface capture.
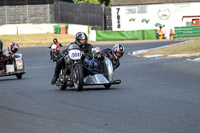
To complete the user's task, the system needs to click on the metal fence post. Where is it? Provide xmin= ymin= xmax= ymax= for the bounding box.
xmin=26 ymin=0 xmax=29 ymax=23
xmin=4 ymin=0 xmax=7 ymax=24
xmin=47 ymin=0 xmax=50 ymax=23
xmin=101 ymin=5 xmax=104 ymax=30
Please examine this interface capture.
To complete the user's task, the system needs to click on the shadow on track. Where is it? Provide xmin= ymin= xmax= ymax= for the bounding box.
xmin=52 ymin=87 xmax=118 ymax=92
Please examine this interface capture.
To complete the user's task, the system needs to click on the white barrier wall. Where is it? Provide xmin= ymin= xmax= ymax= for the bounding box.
xmin=17 ymin=24 xmax=56 ymax=34
xmin=112 ymin=2 xmax=200 ymax=39
xmin=88 ymin=30 xmax=96 ymax=41
xmin=0 ymin=25 xmax=18 ymax=35
xmin=0 ymin=24 xmax=89 ymax=36
xmin=0 ymin=24 xmax=56 ymax=35
xmin=67 ymin=24 xmax=89 ymax=36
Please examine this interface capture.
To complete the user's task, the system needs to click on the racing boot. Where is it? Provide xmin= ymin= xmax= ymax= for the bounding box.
xmin=51 ymin=69 xmax=59 ymax=85
xmin=51 ymin=59 xmax=63 ymax=85
xmin=51 ymin=75 xmax=58 ymax=85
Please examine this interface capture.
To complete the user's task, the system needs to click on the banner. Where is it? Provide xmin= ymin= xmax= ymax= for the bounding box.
xmin=96 ymin=30 xmax=157 ymax=41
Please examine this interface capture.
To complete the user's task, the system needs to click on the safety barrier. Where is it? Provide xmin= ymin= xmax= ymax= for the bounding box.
xmin=175 ymin=26 xmax=200 ymax=38
xmin=0 ymin=24 xmax=56 ymax=35
xmin=95 ymin=29 xmax=157 ymax=41
xmin=0 ymin=1 xmax=102 ymax=26
xmin=53 ymin=25 xmax=61 ymax=34
xmin=0 ymin=24 xmax=89 ymax=35
xmin=61 ymin=26 xmax=67 ymax=34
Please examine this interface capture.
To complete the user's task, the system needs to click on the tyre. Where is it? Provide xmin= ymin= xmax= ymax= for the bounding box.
xmin=16 ymin=74 xmax=22 ymax=79
xmin=104 ymin=84 xmax=111 ymax=89
xmin=73 ymin=64 xmax=83 ymax=91
xmin=53 ymin=56 xmax=56 ymax=62
xmin=60 ymin=84 xmax=67 ymax=90
xmin=52 ymin=51 xmax=56 ymax=62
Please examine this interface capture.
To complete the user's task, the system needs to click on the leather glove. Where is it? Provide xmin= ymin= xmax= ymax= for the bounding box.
xmin=8 ymin=55 xmax=13 ymax=60
xmin=95 ymin=53 xmax=103 ymax=59
xmin=81 ymin=51 xmax=85 ymax=55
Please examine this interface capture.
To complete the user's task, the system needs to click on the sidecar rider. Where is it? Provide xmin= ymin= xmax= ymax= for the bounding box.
xmin=51 ymin=32 xmax=93 ymax=85
xmin=0 ymin=42 xmax=19 ymax=71
xmin=49 ymin=38 xmax=63 ymax=59
xmin=93 ymin=43 xmax=125 ymax=73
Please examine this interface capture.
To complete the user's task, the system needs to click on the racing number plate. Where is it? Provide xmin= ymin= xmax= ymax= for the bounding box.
xmin=69 ymin=50 xmax=82 ymax=60
xmin=16 ymin=58 xmax=23 ymax=70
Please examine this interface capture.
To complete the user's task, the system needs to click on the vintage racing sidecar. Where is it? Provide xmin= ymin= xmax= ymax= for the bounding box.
xmin=82 ymin=47 xmax=121 ymax=89
xmin=0 ymin=53 xmax=26 ymax=79
xmin=83 ymin=56 xmax=121 ymax=89
xmin=55 ymin=46 xmax=121 ymax=91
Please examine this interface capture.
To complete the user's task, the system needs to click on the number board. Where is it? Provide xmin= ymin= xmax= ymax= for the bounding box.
xmin=69 ymin=50 xmax=82 ymax=60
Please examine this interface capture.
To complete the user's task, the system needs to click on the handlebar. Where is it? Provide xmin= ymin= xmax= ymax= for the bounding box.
xmin=81 ymin=51 xmax=90 ymax=60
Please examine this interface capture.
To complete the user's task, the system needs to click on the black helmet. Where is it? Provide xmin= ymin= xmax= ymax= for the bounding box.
xmin=112 ymin=44 xmax=125 ymax=59
xmin=53 ymin=38 xmax=58 ymax=44
xmin=75 ymin=32 xmax=87 ymax=46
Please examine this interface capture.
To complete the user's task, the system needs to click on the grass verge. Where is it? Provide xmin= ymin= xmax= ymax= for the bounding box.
xmin=0 ymin=34 xmax=75 ymax=47
xmin=1 ymin=34 xmax=200 ymax=59
xmin=0 ymin=33 xmax=116 ymax=47
xmin=137 ymin=37 xmax=200 ymax=58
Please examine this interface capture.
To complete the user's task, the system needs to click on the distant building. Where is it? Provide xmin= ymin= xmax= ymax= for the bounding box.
xmin=0 ymin=0 xmax=102 ymax=26
xmin=111 ymin=0 xmax=200 ymax=38
xmin=0 ymin=0 xmax=73 ymax=6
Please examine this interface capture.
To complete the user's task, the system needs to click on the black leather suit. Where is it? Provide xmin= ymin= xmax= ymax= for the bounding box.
xmin=53 ymin=41 xmax=93 ymax=78
xmin=94 ymin=48 xmax=120 ymax=72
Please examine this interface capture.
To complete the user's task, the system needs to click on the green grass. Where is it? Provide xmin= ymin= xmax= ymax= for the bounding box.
xmin=0 ymin=34 xmax=75 ymax=47
xmin=137 ymin=37 xmax=200 ymax=58
xmin=1 ymin=34 xmax=200 ymax=58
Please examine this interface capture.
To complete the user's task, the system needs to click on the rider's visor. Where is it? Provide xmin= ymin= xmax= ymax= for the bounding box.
xmin=116 ymin=52 xmax=122 ymax=57
xmin=80 ymin=39 xmax=86 ymax=44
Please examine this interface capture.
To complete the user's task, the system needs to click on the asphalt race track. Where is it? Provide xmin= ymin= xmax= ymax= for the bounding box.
xmin=0 ymin=40 xmax=200 ymax=133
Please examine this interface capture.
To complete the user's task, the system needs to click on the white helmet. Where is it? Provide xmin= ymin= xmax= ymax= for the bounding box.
xmin=112 ymin=44 xmax=125 ymax=59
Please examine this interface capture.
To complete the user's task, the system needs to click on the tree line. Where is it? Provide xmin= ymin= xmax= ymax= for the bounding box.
xmin=74 ymin=0 xmax=110 ymax=6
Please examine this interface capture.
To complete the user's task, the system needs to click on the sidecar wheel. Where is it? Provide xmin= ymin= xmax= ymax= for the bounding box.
xmin=60 ymin=85 xmax=67 ymax=90
xmin=104 ymin=84 xmax=111 ymax=89
xmin=16 ymin=74 xmax=22 ymax=79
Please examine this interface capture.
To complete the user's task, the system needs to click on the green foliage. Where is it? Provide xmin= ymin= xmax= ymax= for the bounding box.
xmin=75 ymin=0 xmax=111 ymax=6
xmin=99 ymin=0 xmax=110 ymax=6
xmin=75 ymin=0 xmax=100 ymax=4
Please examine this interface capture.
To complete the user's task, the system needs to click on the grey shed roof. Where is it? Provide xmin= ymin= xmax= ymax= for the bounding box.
xmin=111 ymin=0 xmax=200 ymax=6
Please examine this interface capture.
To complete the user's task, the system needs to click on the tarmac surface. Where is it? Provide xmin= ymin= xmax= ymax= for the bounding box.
xmin=0 ymin=40 xmax=200 ymax=133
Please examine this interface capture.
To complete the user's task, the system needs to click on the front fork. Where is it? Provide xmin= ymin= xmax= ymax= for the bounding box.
xmin=70 ymin=61 xmax=82 ymax=81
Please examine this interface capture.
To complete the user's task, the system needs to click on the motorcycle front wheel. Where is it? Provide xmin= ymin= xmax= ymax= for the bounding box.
xmin=53 ymin=55 xmax=56 ymax=62
xmin=73 ymin=64 xmax=83 ymax=91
